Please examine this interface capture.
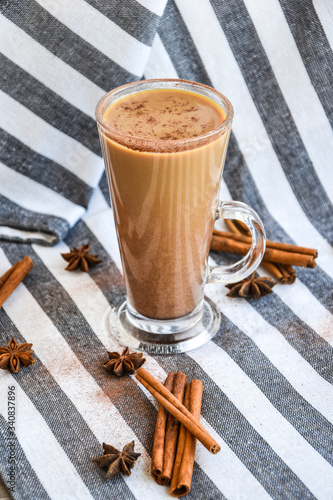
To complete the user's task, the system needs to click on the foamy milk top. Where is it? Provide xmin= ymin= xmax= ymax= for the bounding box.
xmin=103 ymin=89 xmax=225 ymax=141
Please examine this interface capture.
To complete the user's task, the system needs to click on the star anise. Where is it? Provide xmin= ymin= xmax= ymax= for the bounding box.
xmin=92 ymin=441 xmax=141 ymax=479
xmin=61 ymin=243 xmax=101 ymax=272
xmin=0 ymin=337 xmax=35 ymax=373
xmin=103 ymin=347 xmax=146 ymax=377
xmin=226 ymin=272 xmax=276 ymax=299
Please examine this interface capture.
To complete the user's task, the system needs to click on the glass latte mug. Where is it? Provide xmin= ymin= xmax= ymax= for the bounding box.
xmin=96 ymin=79 xmax=265 ymax=353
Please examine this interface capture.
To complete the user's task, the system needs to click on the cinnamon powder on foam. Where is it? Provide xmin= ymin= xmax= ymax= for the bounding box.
xmin=103 ymin=89 xmax=225 ymax=143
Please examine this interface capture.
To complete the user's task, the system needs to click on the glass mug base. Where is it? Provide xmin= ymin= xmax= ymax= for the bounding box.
xmin=108 ymin=297 xmax=221 ymax=354
xmin=126 ymin=299 xmax=205 ymax=334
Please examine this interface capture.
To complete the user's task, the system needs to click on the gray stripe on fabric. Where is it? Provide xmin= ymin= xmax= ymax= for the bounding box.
xmin=155 ymin=353 xmax=315 ymax=500
xmin=187 ymin=463 xmax=227 ymax=500
xmin=159 ymin=0 xmax=333 ymax=317
xmin=215 ymin=314 xmax=333 ymax=464
xmin=0 ymin=415 xmax=50 ymax=500
xmin=84 ymin=0 xmax=161 ymax=46
xmin=1 ymin=0 xmax=138 ymax=89
xmin=0 ymin=317 xmax=135 ymax=500
xmin=99 ymin=170 xmax=111 ymax=207
xmin=0 ymin=239 xmax=225 ymax=500
xmin=224 ymin=135 xmax=297 ymax=243
xmin=0 ymin=129 xmax=93 ymax=209
xmin=0 ymin=195 xmax=69 ymax=245
xmin=279 ymin=0 xmax=333 ymax=128
xmin=0 ymin=54 xmax=101 ymax=156
xmin=211 ymin=249 xmax=333 ymax=383
xmin=210 ymin=0 xmax=333 ymax=241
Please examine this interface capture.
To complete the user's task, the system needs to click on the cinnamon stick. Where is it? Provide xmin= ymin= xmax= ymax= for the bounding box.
xmin=230 ymin=219 xmax=250 ymax=235
xmin=0 ymin=262 xmax=19 ymax=288
xmin=211 ymin=233 xmax=316 ymax=268
xmin=136 ymin=368 xmax=220 ymax=454
xmin=279 ymin=264 xmax=297 ymax=284
xmin=224 ymin=219 xmax=241 ymax=235
xmin=213 ymin=229 xmax=318 ymax=257
xmin=264 ymin=262 xmax=296 ymax=284
xmin=224 ymin=220 xmax=297 ymax=284
xmin=158 ymin=372 xmax=187 ymax=485
xmin=170 ymin=384 xmax=191 ymax=496
xmin=151 ymin=372 xmax=175 ymax=481
xmin=170 ymin=380 xmax=203 ymax=497
xmin=0 ymin=257 xmax=34 ymax=308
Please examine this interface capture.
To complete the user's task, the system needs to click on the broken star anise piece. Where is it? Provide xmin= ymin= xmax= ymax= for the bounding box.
xmin=226 ymin=272 xmax=276 ymax=300
xmin=103 ymin=346 xmax=146 ymax=377
xmin=0 ymin=337 xmax=35 ymax=373
xmin=92 ymin=441 xmax=141 ymax=479
xmin=61 ymin=243 xmax=101 ymax=272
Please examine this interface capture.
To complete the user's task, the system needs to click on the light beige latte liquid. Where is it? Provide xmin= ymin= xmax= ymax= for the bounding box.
xmin=100 ymin=89 xmax=230 ymax=320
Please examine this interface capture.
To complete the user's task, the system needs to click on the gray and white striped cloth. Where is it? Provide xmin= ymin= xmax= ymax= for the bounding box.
xmin=0 ymin=1 xmax=333 ymax=499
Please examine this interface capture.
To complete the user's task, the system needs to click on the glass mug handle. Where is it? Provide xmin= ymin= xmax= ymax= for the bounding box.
xmin=207 ymin=201 xmax=266 ymax=284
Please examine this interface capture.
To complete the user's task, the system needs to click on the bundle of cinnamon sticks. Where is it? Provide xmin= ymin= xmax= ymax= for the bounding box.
xmin=136 ymin=368 xmax=219 ymax=497
xmin=0 ymin=257 xmax=34 ymax=308
xmin=211 ymin=219 xmax=318 ymax=284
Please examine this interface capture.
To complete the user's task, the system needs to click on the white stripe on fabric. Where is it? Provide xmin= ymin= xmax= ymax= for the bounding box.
xmin=174 ymin=0 xmax=333 ymax=279
xmin=0 ymin=252 xmax=170 ymax=500
xmin=0 ymin=161 xmax=84 ymax=226
xmin=0 ymin=15 xmax=104 ymax=119
xmin=135 ymin=0 xmax=167 ymax=17
xmin=207 ymin=258 xmax=333 ymax=424
xmin=243 ymin=0 xmax=333 ymax=203
xmin=0 ymin=375 xmax=93 ymax=500
xmin=188 ymin=337 xmax=333 ymax=500
xmin=0 ymin=90 xmax=103 ymax=187
xmin=35 ymin=0 xmax=151 ymax=76
xmin=58 ymin=189 xmax=273 ymax=500
xmin=144 ymin=34 xmax=178 ymax=79
xmin=313 ymin=0 xmax=333 ymax=51
xmin=0 ymin=226 xmax=57 ymax=245
xmin=82 ymin=190 xmax=333 ymax=500
xmin=218 ymin=179 xmax=233 ymax=204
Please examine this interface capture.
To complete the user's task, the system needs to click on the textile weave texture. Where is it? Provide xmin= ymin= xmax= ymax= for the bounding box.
xmin=0 ymin=0 xmax=333 ymax=498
